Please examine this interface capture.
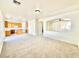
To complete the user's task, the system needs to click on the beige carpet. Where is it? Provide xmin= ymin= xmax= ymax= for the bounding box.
xmin=0 ymin=34 xmax=79 ymax=58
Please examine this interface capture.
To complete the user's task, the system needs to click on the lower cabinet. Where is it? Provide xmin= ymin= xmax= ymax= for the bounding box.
xmin=5 ymin=31 xmax=11 ymax=36
xmin=16 ymin=29 xmax=23 ymax=34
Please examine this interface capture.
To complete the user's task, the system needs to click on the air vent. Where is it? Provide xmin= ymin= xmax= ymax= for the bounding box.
xmin=13 ymin=0 xmax=21 ymax=5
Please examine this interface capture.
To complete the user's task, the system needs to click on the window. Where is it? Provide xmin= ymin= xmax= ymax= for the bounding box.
xmin=46 ymin=18 xmax=71 ymax=32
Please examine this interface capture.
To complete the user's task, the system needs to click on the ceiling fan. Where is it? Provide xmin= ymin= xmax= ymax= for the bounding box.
xmin=13 ymin=0 xmax=21 ymax=5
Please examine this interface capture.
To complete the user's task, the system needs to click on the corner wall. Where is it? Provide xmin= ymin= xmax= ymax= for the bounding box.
xmin=0 ymin=11 xmax=5 ymax=54
xmin=42 ymin=10 xmax=79 ymax=46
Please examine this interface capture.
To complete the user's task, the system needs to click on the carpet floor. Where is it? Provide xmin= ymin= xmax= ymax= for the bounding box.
xmin=0 ymin=34 xmax=79 ymax=58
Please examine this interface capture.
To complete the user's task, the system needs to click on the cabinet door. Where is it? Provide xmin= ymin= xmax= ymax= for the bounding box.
xmin=5 ymin=31 xmax=11 ymax=36
xmin=5 ymin=21 xmax=8 ymax=28
xmin=16 ymin=29 xmax=23 ymax=34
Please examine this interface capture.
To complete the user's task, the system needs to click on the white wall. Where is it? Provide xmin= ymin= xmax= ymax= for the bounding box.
xmin=41 ymin=10 xmax=79 ymax=46
xmin=28 ymin=20 xmax=36 ymax=35
xmin=28 ymin=19 xmax=41 ymax=36
xmin=0 ymin=20 xmax=4 ymax=54
xmin=0 ymin=11 xmax=4 ymax=54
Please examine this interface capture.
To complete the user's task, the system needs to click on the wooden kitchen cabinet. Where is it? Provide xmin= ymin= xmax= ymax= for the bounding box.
xmin=5 ymin=31 xmax=11 ymax=36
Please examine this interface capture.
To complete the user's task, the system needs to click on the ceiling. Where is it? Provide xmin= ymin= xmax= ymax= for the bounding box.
xmin=0 ymin=0 xmax=79 ymax=20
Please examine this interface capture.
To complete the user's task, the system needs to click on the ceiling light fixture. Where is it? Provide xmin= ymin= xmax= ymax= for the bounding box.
xmin=35 ymin=10 xmax=40 ymax=13
xmin=35 ymin=9 xmax=40 ymax=15
xmin=34 ymin=9 xmax=41 ymax=19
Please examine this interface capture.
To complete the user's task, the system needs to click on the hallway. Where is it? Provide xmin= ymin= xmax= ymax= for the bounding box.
xmin=1 ymin=34 xmax=79 ymax=58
